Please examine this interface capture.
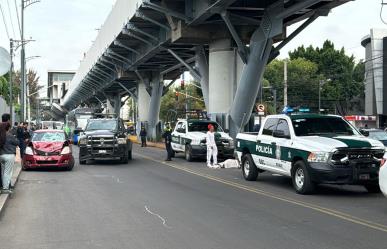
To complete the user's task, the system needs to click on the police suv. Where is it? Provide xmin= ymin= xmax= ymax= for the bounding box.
xmin=236 ymin=113 xmax=385 ymax=194
xmin=171 ymin=119 xmax=234 ymax=161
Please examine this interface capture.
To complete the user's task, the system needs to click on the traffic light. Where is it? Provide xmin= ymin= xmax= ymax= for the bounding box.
xmin=175 ymin=92 xmax=179 ymax=101
xmin=181 ymin=80 xmax=185 ymax=90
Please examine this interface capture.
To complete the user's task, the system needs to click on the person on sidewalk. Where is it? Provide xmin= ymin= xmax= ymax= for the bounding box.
xmin=0 ymin=122 xmax=18 ymax=194
xmin=162 ymin=124 xmax=173 ymax=161
xmin=206 ymin=124 xmax=218 ymax=168
xmin=140 ymin=127 xmax=147 ymax=147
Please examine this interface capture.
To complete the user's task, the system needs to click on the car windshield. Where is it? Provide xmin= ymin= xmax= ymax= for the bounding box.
xmin=86 ymin=120 xmax=117 ymax=131
xmin=32 ymin=132 xmax=65 ymax=142
xmin=368 ymin=131 xmax=387 ymax=141
xmin=188 ymin=122 xmax=223 ymax=132
xmin=292 ymin=117 xmax=359 ymax=136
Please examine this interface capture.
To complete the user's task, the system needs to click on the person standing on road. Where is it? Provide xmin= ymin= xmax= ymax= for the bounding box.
xmin=0 ymin=122 xmax=18 ymax=194
xmin=140 ymin=127 xmax=147 ymax=147
xmin=206 ymin=124 xmax=218 ymax=168
xmin=162 ymin=124 xmax=173 ymax=161
xmin=16 ymin=122 xmax=30 ymax=158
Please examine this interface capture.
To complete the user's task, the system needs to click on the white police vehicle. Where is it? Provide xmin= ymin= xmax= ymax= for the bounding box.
xmin=236 ymin=113 xmax=385 ymax=194
xmin=171 ymin=119 xmax=234 ymax=161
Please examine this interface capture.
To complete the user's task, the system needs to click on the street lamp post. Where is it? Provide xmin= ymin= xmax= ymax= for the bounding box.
xmin=25 ymin=55 xmax=41 ymax=122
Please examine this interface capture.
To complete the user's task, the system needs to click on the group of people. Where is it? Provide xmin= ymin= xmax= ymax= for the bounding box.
xmin=0 ymin=113 xmax=31 ymax=194
xmin=160 ymin=123 xmax=218 ymax=167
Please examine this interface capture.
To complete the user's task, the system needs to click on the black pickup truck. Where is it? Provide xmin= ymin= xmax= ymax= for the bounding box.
xmin=78 ymin=118 xmax=132 ymax=164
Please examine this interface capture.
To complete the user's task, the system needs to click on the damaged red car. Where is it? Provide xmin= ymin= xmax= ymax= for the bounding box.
xmin=23 ymin=130 xmax=75 ymax=171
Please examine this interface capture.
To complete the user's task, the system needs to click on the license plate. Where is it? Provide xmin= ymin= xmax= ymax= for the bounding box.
xmin=359 ymin=174 xmax=370 ymax=180
xmin=99 ymin=150 xmax=107 ymax=154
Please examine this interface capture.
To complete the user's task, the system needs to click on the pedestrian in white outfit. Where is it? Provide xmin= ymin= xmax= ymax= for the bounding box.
xmin=0 ymin=122 xmax=18 ymax=194
xmin=206 ymin=124 xmax=218 ymax=168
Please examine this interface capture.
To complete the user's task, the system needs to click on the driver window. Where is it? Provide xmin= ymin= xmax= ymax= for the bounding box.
xmin=276 ymin=119 xmax=290 ymax=137
xmin=181 ymin=123 xmax=186 ymax=133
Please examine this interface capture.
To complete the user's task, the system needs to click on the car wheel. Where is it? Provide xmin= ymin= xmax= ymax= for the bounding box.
xmin=171 ymin=150 xmax=175 ymax=158
xmin=65 ymin=164 xmax=74 ymax=171
xmin=121 ymin=154 xmax=129 ymax=164
xmin=242 ymin=154 xmax=258 ymax=181
xmin=185 ymin=145 xmax=193 ymax=162
xmin=364 ymin=183 xmax=381 ymax=193
xmin=128 ymin=150 xmax=132 ymax=160
xmin=292 ymin=160 xmax=315 ymax=194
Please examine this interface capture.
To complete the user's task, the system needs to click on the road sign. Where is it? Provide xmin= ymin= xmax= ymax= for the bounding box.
xmin=256 ymin=104 xmax=265 ymax=116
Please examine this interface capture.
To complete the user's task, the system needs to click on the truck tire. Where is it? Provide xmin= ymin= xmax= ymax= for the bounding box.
xmin=292 ymin=160 xmax=315 ymax=194
xmin=364 ymin=183 xmax=381 ymax=193
xmin=79 ymin=158 xmax=86 ymax=165
xmin=128 ymin=150 xmax=132 ymax=160
xmin=171 ymin=149 xmax=175 ymax=158
xmin=242 ymin=154 xmax=258 ymax=181
xmin=185 ymin=145 xmax=193 ymax=162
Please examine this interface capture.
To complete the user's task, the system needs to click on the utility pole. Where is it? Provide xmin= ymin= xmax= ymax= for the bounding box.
xmin=21 ymin=0 xmax=26 ymax=121
xmin=284 ymin=59 xmax=288 ymax=107
xmin=273 ymin=89 xmax=277 ymax=114
xmin=9 ymin=39 xmax=13 ymax=123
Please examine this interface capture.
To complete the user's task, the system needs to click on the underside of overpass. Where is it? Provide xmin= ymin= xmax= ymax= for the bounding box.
xmin=59 ymin=0 xmax=351 ymax=138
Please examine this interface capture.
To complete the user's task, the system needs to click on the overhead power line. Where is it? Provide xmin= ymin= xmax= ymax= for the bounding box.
xmin=6 ymin=0 xmax=15 ymax=38
xmin=0 ymin=3 xmax=10 ymax=39
xmin=14 ymin=0 xmax=21 ymax=38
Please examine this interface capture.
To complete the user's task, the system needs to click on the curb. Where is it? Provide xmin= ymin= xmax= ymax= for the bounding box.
xmin=0 ymin=161 xmax=22 ymax=217
xmin=132 ymin=140 xmax=165 ymax=149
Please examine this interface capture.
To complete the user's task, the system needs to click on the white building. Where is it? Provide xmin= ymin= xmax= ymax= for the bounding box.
xmin=361 ymin=29 xmax=387 ymax=127
xmin=47 ymin=70 xmax=75 ymax=105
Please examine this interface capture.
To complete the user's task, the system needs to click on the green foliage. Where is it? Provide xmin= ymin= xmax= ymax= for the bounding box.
xmin=288 ymin=40 xmax=364 ymax=113
xmin=0 ymin=75 xmax=9 ymax=103
xmin=160 ymin=82 xmax=205 ymax=122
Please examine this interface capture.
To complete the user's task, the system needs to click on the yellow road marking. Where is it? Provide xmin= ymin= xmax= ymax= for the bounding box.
xmin=135 ymin=152 xmax=387 ymax=233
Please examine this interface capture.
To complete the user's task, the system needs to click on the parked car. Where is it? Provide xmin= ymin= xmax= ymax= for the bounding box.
xmin=380 ymin=160 xmax=387 ymax=197
xmin=361 ymin=129 xmax=387 ymax=146
xmin=236 ymin=114 xmax=385 ymax=194
xmin=23 ymin=130 xmax=74 ymax=171
xmin=171 ymin=119 xmax=234 ymax=161
xmin=78 ymin=117 xmax=132 ymax=164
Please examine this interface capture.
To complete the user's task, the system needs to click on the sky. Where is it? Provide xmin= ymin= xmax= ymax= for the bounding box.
xmin=0 ymin=0 xmax=385 ymax=96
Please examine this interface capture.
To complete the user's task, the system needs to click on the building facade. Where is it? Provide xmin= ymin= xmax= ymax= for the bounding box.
xmin=47 ymin=70 xmax=75 ymax=105
xmin=361 ymin=29 xmax=387 ymax=127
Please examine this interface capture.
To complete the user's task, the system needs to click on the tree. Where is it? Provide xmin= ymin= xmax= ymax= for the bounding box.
xmin=263 ymin=58 xmax=320 ymax=113
xmin=289 ymin=40 xmax=364 ymax=114
xmin=159 ymin=82 xmax=205 ymax=122
xmin=13 ymin=69 xmax=43 ymax=120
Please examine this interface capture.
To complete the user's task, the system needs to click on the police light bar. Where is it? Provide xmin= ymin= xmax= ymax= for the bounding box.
xmin=282 ymin=106 xmax=310 ymax=114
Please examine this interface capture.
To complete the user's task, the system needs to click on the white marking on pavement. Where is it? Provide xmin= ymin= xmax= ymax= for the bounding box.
xmin=144 ymin=205 xmax=171 ymax=229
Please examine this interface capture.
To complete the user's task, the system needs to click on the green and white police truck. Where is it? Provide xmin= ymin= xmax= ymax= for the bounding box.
xmin=171 ymin=119 xmax=234 ymax=161
xmin=236 ymin=113 xmax=385 ymax=194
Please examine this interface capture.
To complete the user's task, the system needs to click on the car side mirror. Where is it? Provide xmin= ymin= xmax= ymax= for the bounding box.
xmin=224 ymin=129 xmax=230 ymax=133
xmin=273 ymin=130 xmax=290 ymax=139
xmin=360 ymin=129 xmax=369 ymax=137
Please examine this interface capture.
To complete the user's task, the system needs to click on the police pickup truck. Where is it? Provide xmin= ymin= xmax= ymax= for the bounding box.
xmin=171 ymin=119 xmax=234 ymax=161
xmin=236 ymin=114 xmax=385 ymax=194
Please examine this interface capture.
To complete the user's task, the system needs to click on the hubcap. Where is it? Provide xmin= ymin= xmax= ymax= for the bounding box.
xmin=295 ymin=168 xmax=305 ymax=189
xmin=244 ymin=161 xmax=250 ymax=176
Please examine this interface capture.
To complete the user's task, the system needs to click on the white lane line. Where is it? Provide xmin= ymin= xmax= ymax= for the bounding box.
xmin=144 ymin=205 xmax=171 ymax=229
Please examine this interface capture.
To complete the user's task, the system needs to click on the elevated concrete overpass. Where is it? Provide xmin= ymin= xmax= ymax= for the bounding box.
xmin=60 ymin=0 xmax=351 ymax=138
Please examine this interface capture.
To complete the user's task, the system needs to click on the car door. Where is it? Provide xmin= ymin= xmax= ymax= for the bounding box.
xmin=171 ymin=122 xmax=184 ymax=152
xmin=271 ymin=118 xmax=292 ymax=175
xmin=255 ymin=118 xmax=279 ymax=170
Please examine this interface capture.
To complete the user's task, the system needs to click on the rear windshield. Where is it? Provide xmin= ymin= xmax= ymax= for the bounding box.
xmin=292 ymin=117 xmax=358 ymax=136
xmin=32 ymin=132 xmax=65 ymax=142
xmin=188 ymin=122 xmax=223 ymax=132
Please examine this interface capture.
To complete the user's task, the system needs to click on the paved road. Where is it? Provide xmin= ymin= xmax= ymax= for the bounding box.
xmin=0 ymin=145 xmax=386 ymax=249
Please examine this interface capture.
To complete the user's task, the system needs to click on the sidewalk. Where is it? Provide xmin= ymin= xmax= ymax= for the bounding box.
xmin=0 ymin=149 xmax=23 ymax=216
xmin=131 ymin=137 xmax=166 ymax=149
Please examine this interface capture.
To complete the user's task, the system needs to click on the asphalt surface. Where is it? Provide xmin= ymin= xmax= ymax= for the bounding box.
xmin=0 ymin=144 xmax=386 ymax=249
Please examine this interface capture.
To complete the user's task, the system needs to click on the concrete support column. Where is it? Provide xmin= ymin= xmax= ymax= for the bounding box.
xmin=137 ymin=82 xmax=151 ymax=123
xmin=229 ymin=11 xmax=283 ymax=136
xmin=195 ymin=46 xmax=209 ymax=109
xmin=208 ymin=39 xmax=243 ymax=126
xmin=106 ymin=98 xmax=115 ymax=114
xmin=113 ymin=94 xmax=121 ymax=116
xmin=148 ymin=74 xmax=163 ymax=140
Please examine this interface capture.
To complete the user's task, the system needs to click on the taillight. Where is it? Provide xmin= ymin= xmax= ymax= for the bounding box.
xmin=25 ymin=147 xmax=34 ymax=155
xmin=61 ymin=146 xmax=71 ymax=155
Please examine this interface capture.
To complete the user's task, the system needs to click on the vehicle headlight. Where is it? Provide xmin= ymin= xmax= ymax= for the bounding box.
xmin=307 ymin=152 xmax=330 ymax=163
xmin=78 ymin=138 xmax=87 ymax=145
xmin=25 ymin=146 xmax=34 ymax=155
xmin=61 ymin=146 xmax=71 ymax=155
xmin=117 ymin=138 xmax=126 ymax=144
